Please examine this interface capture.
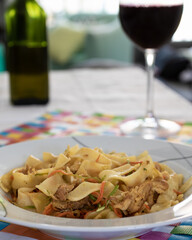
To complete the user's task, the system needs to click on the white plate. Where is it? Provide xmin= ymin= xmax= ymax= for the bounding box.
xmin=0 ymin=136 xmax=192 ymax=240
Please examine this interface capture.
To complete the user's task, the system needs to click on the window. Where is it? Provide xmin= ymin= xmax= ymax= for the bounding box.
xmin=173 ymin=0 xmax=192 ymax=42
xmin=37 ymin=0 xmax=192 ymax=43
xmin=37 ymin=0 xmax=118 ymax=15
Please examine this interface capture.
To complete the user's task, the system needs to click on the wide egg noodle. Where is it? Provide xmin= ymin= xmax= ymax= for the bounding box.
xmin=99 ymin=165 xmax=139 ymax=187
xmin=179 ymin=176 xmax=192 ymax=193
xmin=35 ymin=168 xmax=51 ymax=177
xmin=111 ymin=163 xmax=140 ymax=174
xmin=85 ymin=209 xmax=117 ymax=219
xmin=36 ymin=173 xmax=64 ymax=197
xmin=28 ymin=192 xmax=50 ymax=213
xmin=54 ymin=153 xmax=71 ymax=169
xmin=151 ymin=173 xmax=183 ymax=212
xmin=157 ymin=173 xmax=183 ymax=203
xmin=99 ymin=151 xmax=134 ymax=168
xmin=76 ymin=160 xmax=111 ymax=177
xmin=43 ymin=152 xmax=58 ymax=163
xmin=74 ymin=147 xmax=112 ymax=166
xmin=25 ymin=155 xmax=42 ymax=169
xmin=0 ymin=169 xmax=15 ymax=192
xmin=67 ymin=182 xmax=101 ymax=201
xmin=99 ymin=153 xmax=159 ymax=187
xmin=12 ymin=170 xmax=47 ymax=190
xmin=102 ymin=181 xmax=122 ymax=198
xmin=64 ymin=145 xmax=80 ymax=157
xmin=105 ymin=153 xmax=136 ymax=167
xmin=16 ymin=187 xmax=35 ymax=208
xmin=62 ymin=167 xmax=75 ymax=184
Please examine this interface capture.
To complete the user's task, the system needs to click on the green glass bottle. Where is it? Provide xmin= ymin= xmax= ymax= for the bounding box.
xmin=5 ymin=0 xmax=49 ymax=105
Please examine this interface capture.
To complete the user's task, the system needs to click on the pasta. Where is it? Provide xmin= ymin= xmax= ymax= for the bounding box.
xmin=1 ymin=145 xmax=192 ymax=219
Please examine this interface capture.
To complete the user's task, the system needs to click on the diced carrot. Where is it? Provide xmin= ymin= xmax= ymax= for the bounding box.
xmin=84 ymin=210 xmax=96 ymax=219
xmin=86 ymin=178 xmax=99 ymax=183
xmin=129 ymin=161 xmax=143 ymax=165
xmin=55 ymin=211 xmax=75 ymax=218
xmin=113 ymin=207 xmax=123 ymax=218
xmin=95 ymin=154 xmax=101 ymax=162
xmin=109 ymin=202 xmax=123 ymax=218
xmin=144 ymin=203 xmax=150 ymax=210
xmin=48 ymin=170 xmax=72 ymax=178
xmin=93 ymin=181 xmax=106 ymax=205
xmin=173 ymin=189 xmax=183 ymax=195
xmin=120 ymin=162 xmax=127 ymax=166
xmin=43 ymin=203 xmax=53 ymax=215
xmin=91 ymin=191 xmax=100 ymax=199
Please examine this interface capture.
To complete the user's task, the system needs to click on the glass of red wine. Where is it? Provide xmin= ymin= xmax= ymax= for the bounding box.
xmin=119 ymin=0 xmax=183 ymax=139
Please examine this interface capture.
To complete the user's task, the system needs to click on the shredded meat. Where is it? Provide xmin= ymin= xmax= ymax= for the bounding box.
xmin=65 ymin=159 xmax=82 ymax=174
xmin=54 ymin=184 xmax=74 ymax=201
xmin=152 ymin=177 xmax=169 ymax=194
xmin=111 ymin=177 xmax=169 ymax=215
xmin=146 ymin=190 xmax=155 ymax=207
xmin=146 ymin=178 xmax=169 ymax=208
xmin=70 ymin=162 xmax=82 ymax=173
xmin=18 ymin=168 xmax=28 ymax=175
xmin=154 ymin=162 xmax=162 ymax=172
xmin=112 ymin=181 xmax=152 ymax=214
xmin=53 ymin=197 xmax=91 ymax=211
xmin=18 ymin=166 xmax=34 ymax=175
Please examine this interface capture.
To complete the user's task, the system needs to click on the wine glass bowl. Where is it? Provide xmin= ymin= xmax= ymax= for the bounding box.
xmin=119 ymin=0 xmax=183 ymax=139
xmin=119 ymin=2 xmax=183 ymax=50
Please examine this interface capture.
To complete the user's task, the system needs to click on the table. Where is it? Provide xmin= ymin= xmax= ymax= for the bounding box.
xmin=0 ymin=66 xmax=192 ymax=240
xmin=0 ymin=66 xmax=191 ymax=132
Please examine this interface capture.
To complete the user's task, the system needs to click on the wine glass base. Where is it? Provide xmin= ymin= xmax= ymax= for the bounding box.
xmin=120 ymin=118 xmax=181 ymax=139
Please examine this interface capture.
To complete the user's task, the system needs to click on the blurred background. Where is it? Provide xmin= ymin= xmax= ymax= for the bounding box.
xmin=0 ymin=0 xmax=192 ymax=101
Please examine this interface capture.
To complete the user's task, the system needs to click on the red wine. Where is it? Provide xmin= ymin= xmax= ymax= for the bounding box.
xmin=119 ymin=4 xmax=183 ymax=49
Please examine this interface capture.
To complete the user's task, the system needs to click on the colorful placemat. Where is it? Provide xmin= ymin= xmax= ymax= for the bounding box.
xmin=0 ymin=109 xmax=192 ymax=147
xmin=0 ymin=109 xmax=192 ymax=240
xmin=0 ymin=110 xmax=124 ymax=147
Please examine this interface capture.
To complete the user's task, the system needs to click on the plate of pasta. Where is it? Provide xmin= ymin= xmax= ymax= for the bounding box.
xmin=0 ymin=136 xmax=192 ymax=240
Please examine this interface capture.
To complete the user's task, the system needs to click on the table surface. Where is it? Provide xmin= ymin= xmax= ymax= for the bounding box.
xmin=0 ymin=66 xmax=191 ymax=132
xmin=0 ymin=65 xmax=192 ymax=240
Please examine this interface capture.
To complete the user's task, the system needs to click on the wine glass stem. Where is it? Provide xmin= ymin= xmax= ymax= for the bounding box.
xmin=145 ymin=49 xmax=156 ymax=119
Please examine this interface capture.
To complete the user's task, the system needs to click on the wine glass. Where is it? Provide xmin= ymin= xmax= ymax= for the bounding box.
xmin=119 ymin=0 xmax=183 ymax=139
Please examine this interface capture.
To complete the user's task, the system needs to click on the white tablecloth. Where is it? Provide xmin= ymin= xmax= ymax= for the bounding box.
xmin=0 ymin=66 xmax=191 ymax=131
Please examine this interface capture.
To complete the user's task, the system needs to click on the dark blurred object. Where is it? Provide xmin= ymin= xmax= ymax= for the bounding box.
xmin=179 ymin=68 xmax=192 ymax=84
xmin=0 ymin=0 xmax=5 ymax=43
xmin=0 ymin=0 xmax=6 ymax=72
xmin=134 ymin=45 xmax=192 ymax=82
xmin=156 ymin=45 xmax=192 ymax=102
xmin=134 ymin=44 xmax=192 ymax=102
xmin=156 ymin=45 xmax=191 ymax=81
